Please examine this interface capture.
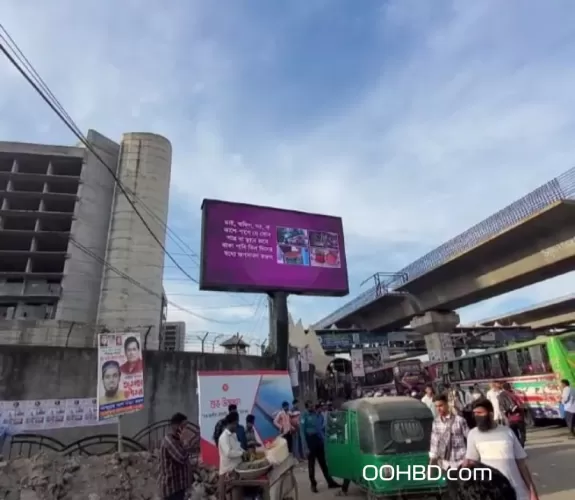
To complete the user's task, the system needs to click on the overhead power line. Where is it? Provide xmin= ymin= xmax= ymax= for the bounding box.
xmin=0 ymin=27 xmax=198 ymax=287
xmin=67 ymin=236 xmax=252 ymax=325
xmin=135 ymin=198 xmax=253 ymax=306
xmin=0 ymin=25 xmax=258 ymax=321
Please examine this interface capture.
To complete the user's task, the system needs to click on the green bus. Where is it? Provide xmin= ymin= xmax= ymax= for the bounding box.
xmin=427 ymin=331 xmax=575 ymax=422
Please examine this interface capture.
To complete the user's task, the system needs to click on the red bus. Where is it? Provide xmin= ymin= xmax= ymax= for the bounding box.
xmin=363 ymin=358 xmax=429 ymax=395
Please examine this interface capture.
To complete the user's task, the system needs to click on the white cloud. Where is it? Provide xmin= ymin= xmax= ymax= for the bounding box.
xmin=2 ymin=0 xmax=575 ymax=340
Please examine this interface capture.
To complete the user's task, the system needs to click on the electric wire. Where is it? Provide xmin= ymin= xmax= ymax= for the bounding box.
xmin=0 ymin=24 xmax=254 ymax=310
xmin=67 ymin=235 xmax=253 ymax=325
xmin=132 ymin=198 xmax=253 ymax=306
xmin=0 ymin=30 xmax=200 ymax=287
xmin=0 ymin=25 xmax=258 ymax=320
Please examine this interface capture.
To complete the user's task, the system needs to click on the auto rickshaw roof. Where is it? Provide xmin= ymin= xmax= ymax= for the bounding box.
xmin=342 ymin=396 xmax=432 ymax=422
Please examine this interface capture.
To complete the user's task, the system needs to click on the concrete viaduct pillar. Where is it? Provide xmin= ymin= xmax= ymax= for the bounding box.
xmin=410 ymin=310 xmax=459 ymax=363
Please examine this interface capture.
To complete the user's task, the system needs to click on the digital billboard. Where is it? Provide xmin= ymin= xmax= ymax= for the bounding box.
xmin=199 ymin=199 xmax=349 ymax=296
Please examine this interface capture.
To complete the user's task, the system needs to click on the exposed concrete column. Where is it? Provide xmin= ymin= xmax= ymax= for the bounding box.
xmin=410 ymin=310 xmax=459 ymax=363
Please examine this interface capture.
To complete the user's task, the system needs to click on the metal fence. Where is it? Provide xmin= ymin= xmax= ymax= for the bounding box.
xmin=315 ymin=166 xmax=575 ymax=329
xmin=3 ymin=420 xmax=200 ymax=459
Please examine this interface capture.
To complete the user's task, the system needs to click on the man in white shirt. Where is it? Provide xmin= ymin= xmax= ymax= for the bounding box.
xmin=486 ymin=380 xmax=504 ymax=424
xmin=218 ymin=412 xmax=248 ymax=499
xmin=421 ymin=385 xmax=437 ymax=417
xmin=560 ymin=379 xmax=575 ymax=438
xmin=464 ymin=398 xmax=538 ymax=500
xmin=471 ymin=385 xmax=484 ymax=402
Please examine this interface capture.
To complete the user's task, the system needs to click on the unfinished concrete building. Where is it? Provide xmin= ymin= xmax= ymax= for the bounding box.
xmin=160 ymin=321 xmax=186 ymax=351
xmin=0 ymin=130 xmax=172 ymax=349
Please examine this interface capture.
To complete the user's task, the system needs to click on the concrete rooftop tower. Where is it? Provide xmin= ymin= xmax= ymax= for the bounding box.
xmin=96 ymin=133 xmax=172 ymax=350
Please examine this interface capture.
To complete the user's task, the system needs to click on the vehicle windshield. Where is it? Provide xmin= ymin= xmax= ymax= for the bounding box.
xmin=372 ymin=418 xmax=431 ymax=455
xmin=562 ymin=337 xmax=575 ymax=352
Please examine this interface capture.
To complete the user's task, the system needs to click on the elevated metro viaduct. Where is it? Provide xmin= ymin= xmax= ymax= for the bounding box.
xmin=315 ymin=198 xmax=575 ymax=333
xmin=480 ymin=293 xmax=575 ymax=330
xmin=314 ymin=326 xmax=538 ymax=356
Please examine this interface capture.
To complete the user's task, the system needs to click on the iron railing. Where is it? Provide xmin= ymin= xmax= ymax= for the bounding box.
xmin=6 ymin=420 xmax=200 ymax=459
xmin=314 ymin=167 xmax=575 ymax=329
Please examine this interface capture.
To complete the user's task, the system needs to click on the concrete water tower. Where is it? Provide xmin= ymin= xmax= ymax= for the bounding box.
xmin=97 ymin=133 xmax=172 ymax=350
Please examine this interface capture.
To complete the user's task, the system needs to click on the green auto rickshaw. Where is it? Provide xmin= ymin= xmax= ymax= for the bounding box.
xmin=325 ymin=396 xmax=445 ymax=498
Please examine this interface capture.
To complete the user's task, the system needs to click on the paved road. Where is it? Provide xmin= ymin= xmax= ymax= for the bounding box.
xmin=525 ymin=426 xmax=574 ymax=499
xmin=292 ymin=426 xmax=575 ymax=499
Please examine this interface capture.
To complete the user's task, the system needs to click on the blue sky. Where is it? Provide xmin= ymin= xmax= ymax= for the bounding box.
xmin=3 ymin=0 xmax=575 ymax=350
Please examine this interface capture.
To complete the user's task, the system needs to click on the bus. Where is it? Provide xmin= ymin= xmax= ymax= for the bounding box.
xmin=427 ymin=332 xmax=575 ymax=423
xmin=363 ymin=358 xmax=430 ymax=396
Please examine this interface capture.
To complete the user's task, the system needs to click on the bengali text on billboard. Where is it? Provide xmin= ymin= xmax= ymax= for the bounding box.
xmin=199 ymin=200 xmax=349 ymax=296
xmin=97 ymin=332 xmax=145 ymax=420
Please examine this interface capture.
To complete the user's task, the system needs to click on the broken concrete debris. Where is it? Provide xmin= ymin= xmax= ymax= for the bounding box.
xmin=0 ymin=451 xmax=219 ymax=500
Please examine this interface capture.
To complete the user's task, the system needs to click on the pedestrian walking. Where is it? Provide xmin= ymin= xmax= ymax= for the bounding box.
xmin=464 ymin=398 xmax=539 ymax=500
xmin=421 ymin=384 xmax=437 ymax=417
xmin=273 ymin=401 xmax=294 ymax=452
xmin=486 ymin=381 xmax=504 ymax=424
xmin=289 ymin=399 xmax=305 ymax=460
xmin=159 ymin=413 xmax=196 ymax=500
xmin=560 ymin=379 xmax=575 ymax=438
xmin=499 ymin=383 xmax=526 ymax=447
xmin=429 ymin=394 xmax=469 ymax=472
xmin=301 ymin=401 xmax=339 ymax=493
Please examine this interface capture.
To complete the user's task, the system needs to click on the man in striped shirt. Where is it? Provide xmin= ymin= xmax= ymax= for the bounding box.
xmin=429 ymin=394 xmax=469 ymax=471
xmin=159 ymin=413 xmax=196 ymax=500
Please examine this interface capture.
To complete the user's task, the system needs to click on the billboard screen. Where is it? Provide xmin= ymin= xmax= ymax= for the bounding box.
xmin=199 ymin=199 xmax=349 ymax=296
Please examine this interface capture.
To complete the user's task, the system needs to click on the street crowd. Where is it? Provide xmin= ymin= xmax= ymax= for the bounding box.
xmin=157 ymin=399 xmax=341 ymax=500
xmin=155 ymin=380 xmax=575 ymax=500
xmin=421 ymin=379 xmax=575 ymax=500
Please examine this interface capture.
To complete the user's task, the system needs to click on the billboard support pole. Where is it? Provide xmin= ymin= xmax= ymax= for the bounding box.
xmin=270 ymin=291 xmax=289 ymax=370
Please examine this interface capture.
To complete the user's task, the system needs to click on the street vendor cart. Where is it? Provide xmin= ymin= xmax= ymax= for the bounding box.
xmin=223 ymin=455 xmax=298 ymax=500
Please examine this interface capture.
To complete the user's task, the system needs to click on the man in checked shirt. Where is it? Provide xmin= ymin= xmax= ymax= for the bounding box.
xmin=159 ymin=412 xmax=197 ymax=500
xmin=429 ymin=394 xmax=469 ymax=472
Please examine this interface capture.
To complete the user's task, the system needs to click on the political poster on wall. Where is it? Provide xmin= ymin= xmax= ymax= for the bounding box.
xmin=97 ymin=332 xmax=145 ymax=421
xmin=0 ymin=398 xmax=117 ymax=432
xmin=197 ymin=370 xmax=294 ymax=465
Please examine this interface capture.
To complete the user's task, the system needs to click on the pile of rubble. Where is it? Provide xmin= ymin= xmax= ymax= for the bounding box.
xmin=0 ymin=451 xmax=219 ymax=500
